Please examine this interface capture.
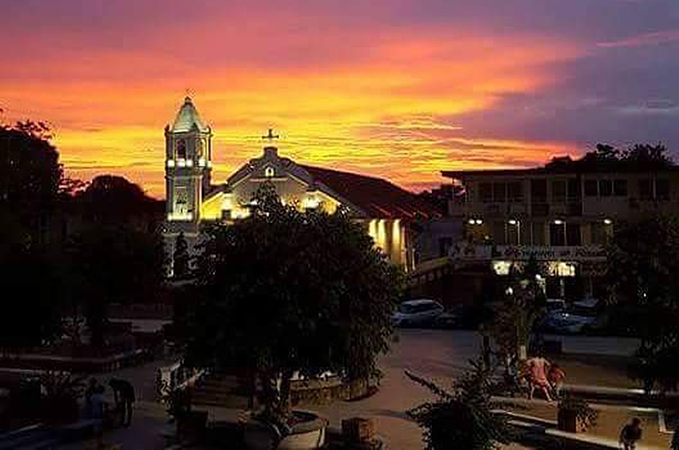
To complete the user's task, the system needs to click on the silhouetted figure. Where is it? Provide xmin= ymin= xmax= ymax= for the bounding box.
xmin=619 ymin=417 xmax=643 ymax=450
xmin=109 ymin=378 xmax=135 ymax=426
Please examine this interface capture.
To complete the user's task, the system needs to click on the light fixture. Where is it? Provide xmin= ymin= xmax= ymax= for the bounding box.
xmin=508 ymin=219 xmax=518 ymax=225
xmin=468 ymin=219 xmax=475 ymax=225
xmin=603 ymin=218 xmax=612 ymax=225
xmin=475 ymin=219 xmax=483 ymax=225
xmin=553 ymin=219 xmax=564 ymax=225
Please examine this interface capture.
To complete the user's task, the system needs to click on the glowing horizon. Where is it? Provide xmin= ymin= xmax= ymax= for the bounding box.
xmin=2 ymin=1 xmax=677 ymax=199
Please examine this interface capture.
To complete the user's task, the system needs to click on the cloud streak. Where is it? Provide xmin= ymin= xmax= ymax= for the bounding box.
xmin=1 ymin=0 xmax=677 ymax=197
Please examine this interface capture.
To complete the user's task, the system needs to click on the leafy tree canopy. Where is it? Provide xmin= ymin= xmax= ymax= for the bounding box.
xmin=185 ymin=184 xmax=404 ymax=418
xmin=0 ymin=121 xmax=62 ymax=244
xmin=74 ymin=175 xmax=162 ymax=224
xmin=607 ymin=215 xmax=679 ymax=392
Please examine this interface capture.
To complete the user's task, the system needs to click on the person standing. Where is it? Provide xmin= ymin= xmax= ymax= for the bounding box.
xmin=108 ymin=378 xmax=135 ymax=427
xmin=619 ymin=417 xmax=643 ymax=450
xmin=526 ymin=353 xmax=552 ymax=401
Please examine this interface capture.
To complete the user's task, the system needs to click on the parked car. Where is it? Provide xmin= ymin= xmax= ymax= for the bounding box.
xmin=393 ymin=299 xmax=444 ymax=328
xmin=540 ymin=297 xmax=599 ymax=334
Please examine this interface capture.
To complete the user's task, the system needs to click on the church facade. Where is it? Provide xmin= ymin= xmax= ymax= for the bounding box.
xmin=163 ymin=97 xmax=439 ymax=271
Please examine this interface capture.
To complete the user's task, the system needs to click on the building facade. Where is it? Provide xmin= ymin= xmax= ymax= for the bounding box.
xmin=163 ymin=97 xmax=439 ymax=272
xmin=442 ymin=157 xmax=679 ymax=300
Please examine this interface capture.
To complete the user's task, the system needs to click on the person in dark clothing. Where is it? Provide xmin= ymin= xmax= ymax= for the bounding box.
xmin=619 ymin=417 xmax=643 ymax=450
xmin=108 ymin=378 xmax=135 ymax=426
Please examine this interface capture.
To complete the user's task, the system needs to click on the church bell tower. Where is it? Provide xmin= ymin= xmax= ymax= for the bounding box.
xmin=164 ymin=96 xmax=213 ymax=226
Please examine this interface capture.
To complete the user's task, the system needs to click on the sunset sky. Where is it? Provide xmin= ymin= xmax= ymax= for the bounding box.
xmin=2 ymin=0 xmax=678 ymax=198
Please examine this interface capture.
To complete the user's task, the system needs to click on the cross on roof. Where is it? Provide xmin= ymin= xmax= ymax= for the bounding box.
xmin=262 ymin=128 xmax=280 ymax=143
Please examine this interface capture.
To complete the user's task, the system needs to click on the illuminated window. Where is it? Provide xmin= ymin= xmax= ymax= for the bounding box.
xmin=265 ymin=167 xmax=275 ymax=178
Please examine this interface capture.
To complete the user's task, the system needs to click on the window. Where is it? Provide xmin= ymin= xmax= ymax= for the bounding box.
xmin=549 ymin=222 xmax=566 ymax=246
xmin=599 ymin=179 xmax=612 ymax=197
xmin=656 ymin=179 xmax=670 ymax=200
xmin=613 ymin=179 xmax=628 ymax=196
xmin=174 ymin=186 xmax=188 ymax=214
xmin=567 ymin=179 xmax=580 ymax=199
xmin=566 ymin=223 xmax=581 ymax=245
xmin=531 ymin=222 xmax=545 ymax=245
xmin=639 ymin=179 xmax=652 ymax=200
xmin=493 ymin=182 xmax=506 ymax=203
xmin=479 ymin=183 xmax=493 ymax=203
xmin=264 ymin=166 xmax=275 ymax=178
xmin=507 ymin=222 xmax=520 ymax=245
xmin=531 ymin=179 xmax=547 ymax=202
xmin=493 ymin=221 xmax=506 ymax=244
xmin=176 ymin=139 xmax=187 ymax=159
xmin=552 ymin=180 xmax=566 ymax=202
xmin=584 ymin=180 xmax=598 ymax=196
xmin=507 ymin=181 xmax=523 ymax=202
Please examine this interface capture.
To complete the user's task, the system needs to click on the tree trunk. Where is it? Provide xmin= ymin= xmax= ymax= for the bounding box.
xmin=278 ymin=369 xmax=294 ymax=419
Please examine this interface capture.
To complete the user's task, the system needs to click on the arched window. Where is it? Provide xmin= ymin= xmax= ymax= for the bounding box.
xmin=265 ymin=167 xmax=275 ymax=178
xmin=177 ymin=139 xmax=187 ymax=159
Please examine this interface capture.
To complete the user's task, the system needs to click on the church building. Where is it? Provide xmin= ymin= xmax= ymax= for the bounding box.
xmin=163 ymin=97 xmax=439 ymax=271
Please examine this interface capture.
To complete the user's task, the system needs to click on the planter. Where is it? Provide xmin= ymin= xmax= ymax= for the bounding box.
xmin=243 ymin=411 xmax=328 ymax=450
xmin=557 ymin=408 xmax=590 ymax=433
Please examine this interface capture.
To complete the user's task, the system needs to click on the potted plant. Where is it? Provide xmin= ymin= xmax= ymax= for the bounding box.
xmin=40 ymin=371 xmax=84 ymax=424
xmin=184 ymin=185 xmax=404 ymax=449
xmin=557 ymin=394 xmax=598 ymax=433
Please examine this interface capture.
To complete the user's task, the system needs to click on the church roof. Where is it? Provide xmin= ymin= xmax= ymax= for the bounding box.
xmin=171 ymin=96 xmax=209 ymax=133
xmin=300 ymin=165 xmax=441 ymax=220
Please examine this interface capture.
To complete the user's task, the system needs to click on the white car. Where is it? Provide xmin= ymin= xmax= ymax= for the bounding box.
xmin=393 ymin=299 xmax=445 ymax=328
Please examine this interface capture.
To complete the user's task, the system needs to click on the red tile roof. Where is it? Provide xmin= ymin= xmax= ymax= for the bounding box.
xmin=301 ymin=165 xmax=441 ymax=220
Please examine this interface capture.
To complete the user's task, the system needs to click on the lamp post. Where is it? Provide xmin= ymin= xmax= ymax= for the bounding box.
xmin=508 ymin=219 xmax=521 ymax=245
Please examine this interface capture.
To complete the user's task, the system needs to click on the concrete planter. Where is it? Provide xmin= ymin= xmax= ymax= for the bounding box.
xmin=243 ymin=411 xmax=327 ymax=450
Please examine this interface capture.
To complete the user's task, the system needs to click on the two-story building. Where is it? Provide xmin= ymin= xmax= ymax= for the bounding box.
xmin=442 ymin=156 xmax=679 ymax=301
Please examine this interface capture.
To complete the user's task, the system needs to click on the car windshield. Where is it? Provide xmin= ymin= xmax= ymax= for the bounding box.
xmin=399 ymin=302 xmax=437 ymax=313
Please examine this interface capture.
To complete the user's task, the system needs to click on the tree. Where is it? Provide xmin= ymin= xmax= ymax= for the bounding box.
xmin=0 ymin=121 xmax=65 ymax=349
xmin=74 ymin=175 xmax=162 ymax=225
xmin=68 ymin=176 xmax=166 ymax=350
xmin=0 ymin=249 xmax=64 ymax=349
xmin=0 ymin=122 xmax=62 ymax=246
xmin=68 ymin=222 xmax=166 ymax=349
xmin=172 ymin=232 xmax=190 ymax=279
xmin=407 ymin=359 xmax=512 ymax=450
xmin=607 ymin=215 xmax=679 ymax=392
xmin=487 ymin=259 xmax=546 ymax=368
xmin=185 ymin=184 xmax=404 ymax=422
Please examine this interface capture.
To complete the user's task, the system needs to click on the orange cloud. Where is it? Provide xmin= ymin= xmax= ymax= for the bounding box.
xmin=0 ymin=6 xmax=586 ymax=198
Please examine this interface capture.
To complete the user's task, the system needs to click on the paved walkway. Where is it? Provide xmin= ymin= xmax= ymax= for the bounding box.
xmin=53 ymin=330 xmax=661 ymax=449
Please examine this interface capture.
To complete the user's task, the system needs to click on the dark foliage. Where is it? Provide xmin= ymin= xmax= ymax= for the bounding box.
xmin=68 ymin=222 xmax=166 ymax=348
xmin=0 ymin=122 xmax=62 ymax=246
xmin=173 ymin=232 xmax=190 ymax=280
xmin=407 ymin=359 xmax=512 ymax=450
xmin=607 ymin=215 xmax=679 ymax=392
xmin=185 ymin=184 xmax=404 ymax=420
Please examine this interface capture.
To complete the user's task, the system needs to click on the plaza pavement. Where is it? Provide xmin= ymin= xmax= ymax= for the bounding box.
xmin=55 ymin=329 xmax=651 ymax=450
